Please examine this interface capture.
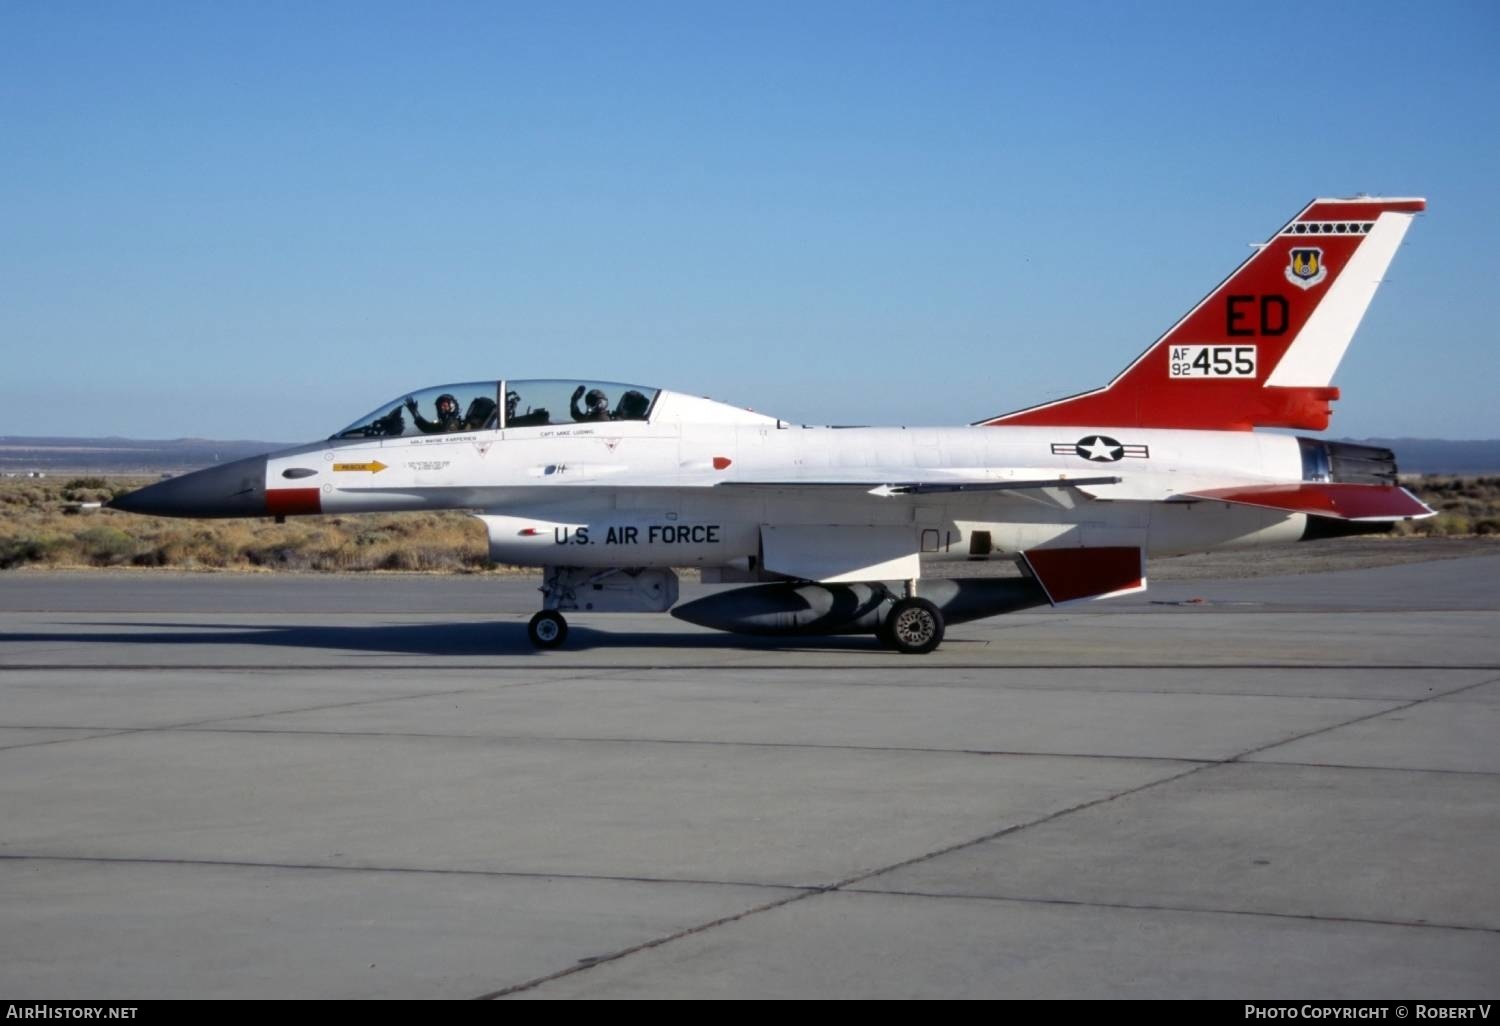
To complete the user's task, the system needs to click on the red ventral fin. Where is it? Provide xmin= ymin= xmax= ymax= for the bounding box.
xmin=1186 ymin=483 xmax=1435 ymax=521
xmin=977 ymin=197 xmax=1425 ymax=431
xmin=1020 ymin=546 xmax=1146 ymax=605
xmin=265 ymin=488 xmax=322 ymax=516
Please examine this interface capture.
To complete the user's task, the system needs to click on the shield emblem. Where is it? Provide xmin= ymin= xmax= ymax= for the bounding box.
xmin=1286 ymin=247 xmax=1326 ymax=289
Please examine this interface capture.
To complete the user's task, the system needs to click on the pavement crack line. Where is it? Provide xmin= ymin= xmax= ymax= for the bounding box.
xmin=6 ymin=722 xmax=1214 ymax=762
xmin=473 ymin=888 xmax=829 ymax=1000
xmin=474 ymin=671 xmax=1500 ymax=998
xmin=1227 ymin=672 xmax=1500 ymax=764
xmin=0 ymin=667 xmax=638 ymax=755
xmin=474 ymin=759 xmax=1214 ymax=999
xmin=6 ymin=662 xmax=1500 ymax=672
xmin=0 ymin=689 xmax=486 ymax=755
xmin=0 ymin=853 xmax=804 ymax=895
xmin=835 ymin=886 xmax=1500 ymax=935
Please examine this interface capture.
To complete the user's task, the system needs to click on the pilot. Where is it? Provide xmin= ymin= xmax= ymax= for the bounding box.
xmin=570 ymin=385 xmax=612 ymax=422
xmin=506 ymin=390 xmax=552 ymax=427
xmin=462 ymin=396 xmax=497 ymax=431
xmin=406 ymin=393 xmax=465 ymax=433
xmin=614 ymin=389 xmax=650 ymax=420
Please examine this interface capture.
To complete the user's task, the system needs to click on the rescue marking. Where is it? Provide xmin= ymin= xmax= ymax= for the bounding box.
xmin=332 ymin=461 xmax=388 ymax=473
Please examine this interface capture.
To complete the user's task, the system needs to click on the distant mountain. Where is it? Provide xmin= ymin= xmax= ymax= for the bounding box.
xmin=0 ymin=436 xmax=292 ymax=475
xmin=0 ymin=434 xmax=1496 ymax=477
xmin=1340 ymin=439 xmax=1500 ymax=476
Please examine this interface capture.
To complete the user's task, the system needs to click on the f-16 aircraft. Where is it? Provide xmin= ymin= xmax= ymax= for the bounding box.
xmin=112 ymin=196 xmax=1432 ymax=652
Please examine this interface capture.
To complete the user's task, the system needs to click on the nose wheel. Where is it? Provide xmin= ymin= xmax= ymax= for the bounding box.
xmin=528 ymin=610 xmax=569 ymax=649
xmin=879 ymin=597 xmax=944 ymax=654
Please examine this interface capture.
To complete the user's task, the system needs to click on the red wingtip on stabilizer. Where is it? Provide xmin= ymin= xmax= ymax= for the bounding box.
xmin=978 ymin=197 xmax=1424 ymax=431
xmin=1186 ymin=483 xmax=1435 ymax=521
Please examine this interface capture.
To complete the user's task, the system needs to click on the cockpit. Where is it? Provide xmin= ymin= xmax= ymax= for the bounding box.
xmin=332 ymin=380 xmax=662 ymax=439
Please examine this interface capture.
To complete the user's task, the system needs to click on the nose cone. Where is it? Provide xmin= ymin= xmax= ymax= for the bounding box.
xmin=110 ymin=454 xmax=269 ymax=518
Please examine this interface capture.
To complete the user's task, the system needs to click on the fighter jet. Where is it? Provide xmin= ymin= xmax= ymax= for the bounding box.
xmin=112 ymin=196 xmax=1433 ymax=652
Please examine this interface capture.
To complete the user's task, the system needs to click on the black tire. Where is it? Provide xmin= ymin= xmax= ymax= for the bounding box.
xmin=883 ymin=598 xmax=944 ymax=654
xmin=528 ymin=610 xmax=568 ymax=649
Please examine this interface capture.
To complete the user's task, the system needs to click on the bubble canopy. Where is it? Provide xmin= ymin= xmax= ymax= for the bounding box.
xmin=331 ymin=380 xmax=661 ymax=439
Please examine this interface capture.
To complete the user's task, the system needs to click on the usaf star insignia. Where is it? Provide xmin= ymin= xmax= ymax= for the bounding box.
xmin=1051 ymin=436 xmax=1150 ymax=462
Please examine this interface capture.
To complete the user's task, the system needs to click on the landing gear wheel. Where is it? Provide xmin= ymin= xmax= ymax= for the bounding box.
xmin=883 ymin=598 xmax=944 ymax=654
xmin=528 ymin=610 xmax=568 ymax=649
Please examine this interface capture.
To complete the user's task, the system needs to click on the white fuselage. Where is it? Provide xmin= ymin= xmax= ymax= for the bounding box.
xmin=265 ymin=390 xmax=1309 ymax=578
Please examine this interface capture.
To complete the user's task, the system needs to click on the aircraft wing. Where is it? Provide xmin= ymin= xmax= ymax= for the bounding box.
xmin=545 ymin=465 xmax=1125 ymax=497
xmin=705 ymin=468 xmax=1128 ymax=495
xmin=720 ymin=474 xmax=1122 ymax=495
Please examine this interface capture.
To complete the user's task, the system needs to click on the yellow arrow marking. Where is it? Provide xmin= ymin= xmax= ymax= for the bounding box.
xmin=333 ymin=461 xmax=388 ymax=473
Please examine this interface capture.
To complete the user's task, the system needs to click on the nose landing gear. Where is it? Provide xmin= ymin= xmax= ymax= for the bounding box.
xmin=525 ymin=566 xmax=681 ymax=649
xmin=527 ymin=610 xmax=568 ymax=649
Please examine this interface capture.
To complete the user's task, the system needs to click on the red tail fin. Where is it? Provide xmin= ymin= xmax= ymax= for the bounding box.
xmin=979 ymin=197 xmax=1425 ymax=431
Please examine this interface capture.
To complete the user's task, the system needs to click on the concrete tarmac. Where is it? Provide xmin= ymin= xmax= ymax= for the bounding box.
xmin=1 ymin=557 xmax=1497 ymax=998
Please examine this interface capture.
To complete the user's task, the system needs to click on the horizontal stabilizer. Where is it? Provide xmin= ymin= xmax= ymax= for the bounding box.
xmin=1185 ymin=483 xmax=1434 ymax=521
xmin=1020 ymin=546 xmax=1146 ymax=605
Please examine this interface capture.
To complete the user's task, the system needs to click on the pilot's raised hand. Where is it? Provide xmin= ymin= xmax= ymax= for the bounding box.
xmin=404 ymin=397 xmax=419 ymax=414
xmin=571 ymin=385 xmax=586 ymax=402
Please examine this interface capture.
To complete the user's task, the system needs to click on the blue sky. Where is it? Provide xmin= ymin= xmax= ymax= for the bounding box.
xmin=2 ymin=0 xmax=1496 ymax=440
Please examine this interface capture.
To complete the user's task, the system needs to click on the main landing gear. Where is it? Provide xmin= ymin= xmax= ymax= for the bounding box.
xmin=877 ymin=580 xmax=944 ymax=654
xmin=879 ymin=597 xmax=945 ymax=654
xmin=522 ymin=567 xmax=949 ymax=653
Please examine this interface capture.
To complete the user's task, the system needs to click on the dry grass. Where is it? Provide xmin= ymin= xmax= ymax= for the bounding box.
xmin=1395 ymin=475 xmax=1500 ymax=537
xmin=0 ymin=477 xmax=496 ymax=572
xmin=2 ymin=474 xmax=1496 ymax=573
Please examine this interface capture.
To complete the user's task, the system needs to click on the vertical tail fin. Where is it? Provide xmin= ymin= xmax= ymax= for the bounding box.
xmin=978 ymin=197 xmax=1425 ymax=431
